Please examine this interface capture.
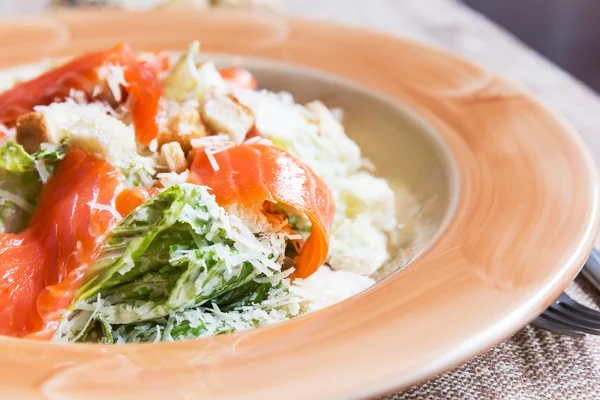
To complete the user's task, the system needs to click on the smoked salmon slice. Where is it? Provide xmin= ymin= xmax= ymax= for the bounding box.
xmin=0 ymin=45 xmax=126 ymax=128
xmin=124 ymin=52 xmax=164 ymax=146
xmin=0 ymin=43 xmax=163 ymax=145
xmin=188 ymin=143 xmax=335 ymax=278
xmin=0 ymin=147 xmax=121 ymax=339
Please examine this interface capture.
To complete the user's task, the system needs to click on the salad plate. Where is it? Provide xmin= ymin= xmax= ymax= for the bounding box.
xmin=0 ymin=8 xmax=597 ymax=400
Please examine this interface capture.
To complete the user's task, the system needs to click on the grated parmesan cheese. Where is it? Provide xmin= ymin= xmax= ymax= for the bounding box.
xmin=149 ymin=138 xmax=158 ymax=153
xmin=0 ymin=188 xmax=35 ymax=214
xmin=91 ymin=85 xmax=102 ymax=98
xmin=88 ymin=201 xmax=122 ymax=222
xmin=290 ymin=266 xmax=375 ymax=312
xmin=96 ymin=62 xmax=128 ymax=102
xmin=328 ymin=216 xmax=389 ymax=276
xmin=244 ymin=136 xmax=262 ymax=144
xmin=204 ymin=148 xmax=219 ymax=171
xmin=67 ymin=89 xmax=88 ymax=104
xmin=157 ymin=170 xmax=189 ymax=188
xmin=34 ymin=159 xmax=51 ymax=183
xmin=190 ymin=134 xmax=230 ymax=149
xmin=210 ymin=143 xmax=235 ymax=155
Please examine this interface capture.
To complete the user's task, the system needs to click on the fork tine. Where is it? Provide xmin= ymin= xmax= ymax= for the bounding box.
xmin=544 ymin=307 xmax=600 ymax=335
xmin=550 ymin=302 xmax=600 ymax=327
xmin=532 ymin=315 xmax=585 ymax=337
xmin=557 ymin=293 xmax=600 ymax=319
xmin=547 ymin=305 xmax=600 ymax=330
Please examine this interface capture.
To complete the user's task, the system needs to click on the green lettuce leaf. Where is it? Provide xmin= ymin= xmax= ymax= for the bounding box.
xmin=69 ymin=276 xmax=299 ymax=344
xmin=56 ymin=183 xmax=296 ymax=343
xmin=162 ymin=40 xmax=225 ymax=102
xmin=71 ymin=184 xmax=286 ymax=329
xmin=0 ymin=140 xmax=67 ymax=233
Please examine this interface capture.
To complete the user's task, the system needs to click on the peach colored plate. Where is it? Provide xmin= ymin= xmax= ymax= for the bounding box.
xmin=0 ymin=8 xmax=598 ymax=400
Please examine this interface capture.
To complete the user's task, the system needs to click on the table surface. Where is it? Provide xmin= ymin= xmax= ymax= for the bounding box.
xmin=3 ymin=0 xmax=600 ymax=399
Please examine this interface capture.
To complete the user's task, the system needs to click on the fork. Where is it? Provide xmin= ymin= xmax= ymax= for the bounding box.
xmin=531 ymin=248 xmax=600 ymax=337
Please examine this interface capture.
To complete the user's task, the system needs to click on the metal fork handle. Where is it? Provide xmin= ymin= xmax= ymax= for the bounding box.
xmin=581 ymin=248 xmax=600 ymax=293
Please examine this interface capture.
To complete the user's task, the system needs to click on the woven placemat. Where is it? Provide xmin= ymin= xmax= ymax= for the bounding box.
xmin=383 ymin=276 xmax=600 ymax=400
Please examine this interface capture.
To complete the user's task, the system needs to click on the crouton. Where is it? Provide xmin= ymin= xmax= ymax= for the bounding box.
xmin=15 ymin=102 xmax=137 ymax=165
xmin=200 ymin=89 xmax=254 ymax=143
xmin=16 ymin=112 xmax=54 ymax=153
xmin=161 ymin=141 xmax=188 ymax=173
xmin=158 ymin=107 xmax=206 ymax=152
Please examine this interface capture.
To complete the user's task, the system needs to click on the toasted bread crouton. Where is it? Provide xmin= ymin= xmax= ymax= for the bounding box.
xmin=158 ymin=107 xmax=206 ymax=152
xmin=16 ymin=112 xmax=55 ymax=153
xmin=15 ymin=103 xmax=137 ymax=165
xmin=161 ymin=141 xmax=188 ymax=173
xmin=201 ymin=89 xmax=254 ymax=143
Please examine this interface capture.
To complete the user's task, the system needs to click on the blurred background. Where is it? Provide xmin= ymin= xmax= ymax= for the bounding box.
xmin=1 ymin=0 xmax=598 ymax=93
xmin=463 ymin=0 xmax=600 ymax=93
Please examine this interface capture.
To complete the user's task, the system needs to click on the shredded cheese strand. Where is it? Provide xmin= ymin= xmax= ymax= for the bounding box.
xmin=88 ymin=201 xmax=122 ymax=222
xmin=205 ymin=148 xmax=219 ymax=172
xmin=34 ymin=160 xmax=51 ymax=183
xmin=0 ymin=188 xmax=35 ymax=214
